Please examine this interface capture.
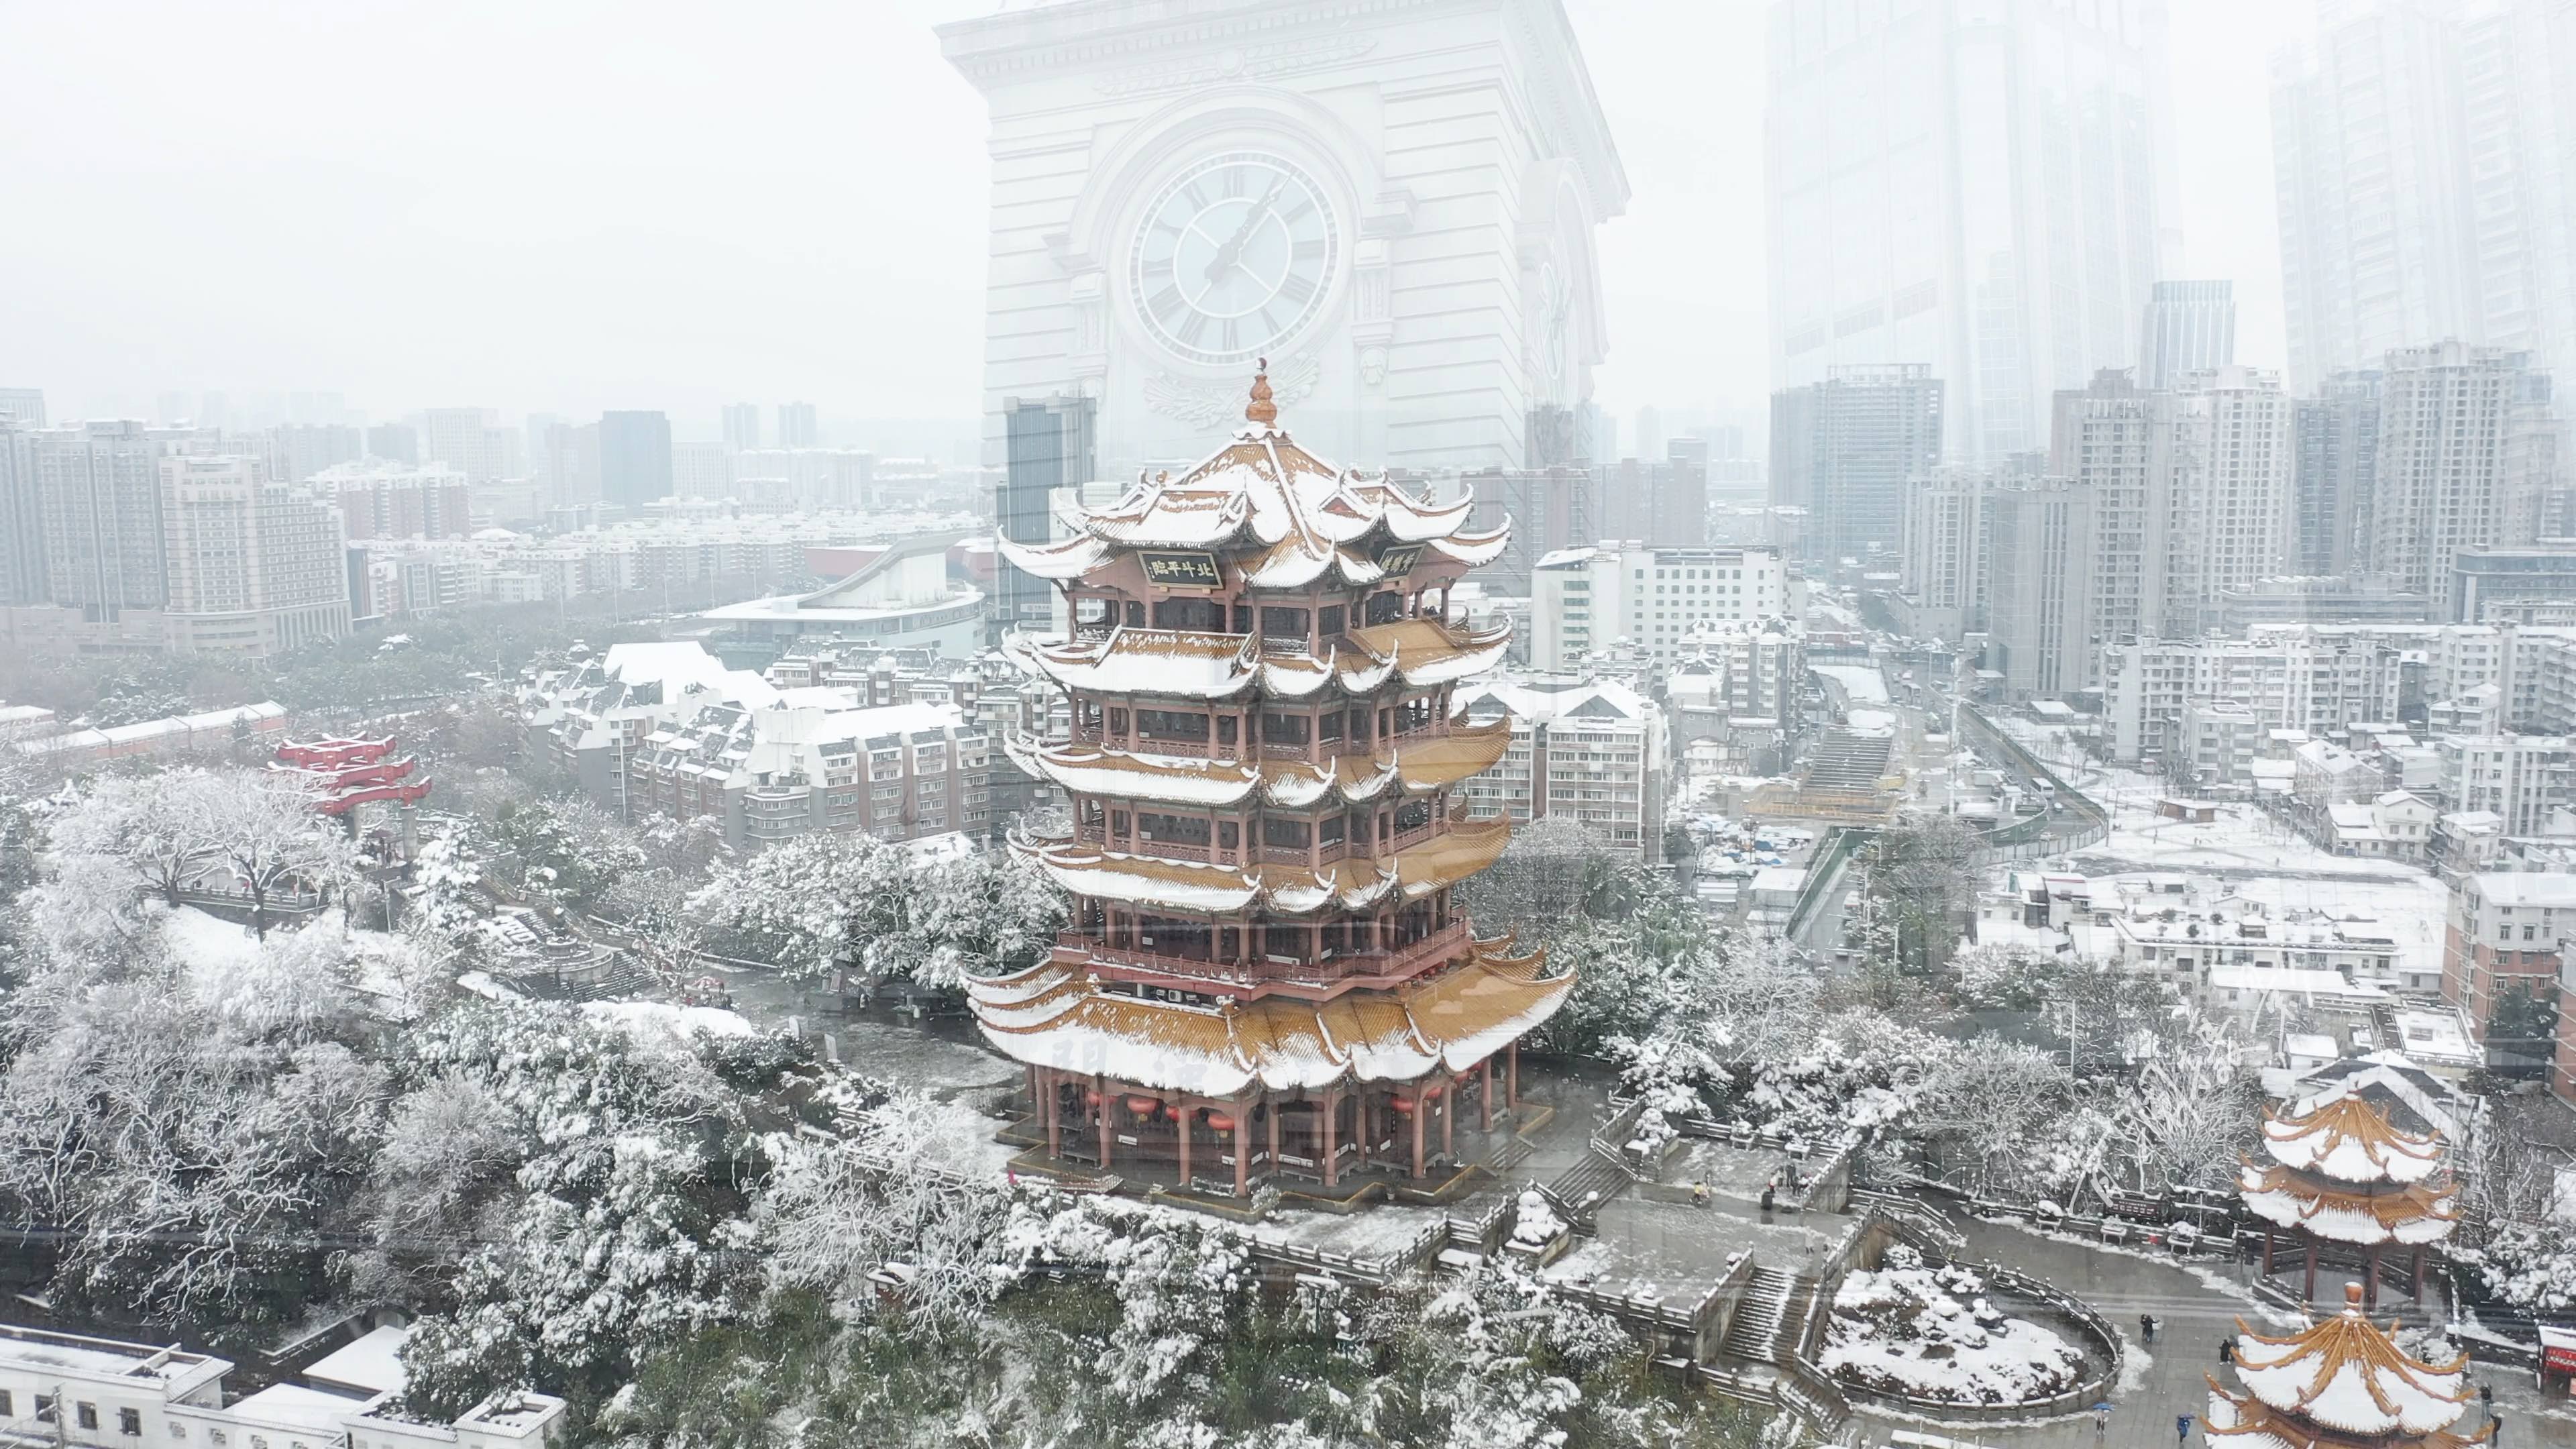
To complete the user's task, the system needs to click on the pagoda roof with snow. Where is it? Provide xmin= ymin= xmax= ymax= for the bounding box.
xmin=1006 ymin=715 xmax=1510 ymax=812
xmin=966 ymin=934 xmax=1568 ymax=1097
xmin=2239 ymin=1096 xmax=2458 ymax=1247
xmin=993 ymin=411 xmax=1507 ymax=586
xmin=1012 ymin=808 xmax=1512 ymax=920
xmin=1010 ymin=615 xmax=1509 ymax=703
xmin=2206 ymin=1289 xmax=2489 ymax=1449
xmin=2259 ymin=1096 xmax=2445 ymax=1185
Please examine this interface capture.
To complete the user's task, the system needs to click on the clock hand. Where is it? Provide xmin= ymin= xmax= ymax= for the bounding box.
xmin=1203 ymin=177 xmax=1287 ymax=285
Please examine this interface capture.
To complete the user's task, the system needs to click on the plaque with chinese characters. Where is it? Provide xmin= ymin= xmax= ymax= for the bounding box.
xmin=1373 ymin=541 xmax=1424 ymax=578
xmin=1138 ymin=549 xmax=1223 ymax=589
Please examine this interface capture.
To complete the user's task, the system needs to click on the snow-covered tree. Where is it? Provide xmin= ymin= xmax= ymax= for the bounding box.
xmin=211 ymin=769 xmax=362 ymax=935
xmin=390 ymin=1000 xmax=764 ymax=1417
xmin=2474 ymin=1219 xmax=2576 ymax=1313
xmin=689 ymin=835 xmax=1062 ymax=989
xmin=48 ymin=767 xmax=230 ymax=906
xmin=0 ymin=902 xmax=389 ymax=1329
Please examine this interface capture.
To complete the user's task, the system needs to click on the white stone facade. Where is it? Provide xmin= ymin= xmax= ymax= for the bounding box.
xmin=936 ymin=0 xmax=1626 ymax=476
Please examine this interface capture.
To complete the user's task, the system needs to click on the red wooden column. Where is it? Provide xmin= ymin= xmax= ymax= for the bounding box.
xmin=1177 ymin=1102 xmax=1192 ymax=1189
xmin=1044 ymin=1069 xmax=1061 ymax=1159
xmin=1233 ymin=1106 xmax=1250 ymax=1198
xmin=1440 ymin=1083 xmax=1454 ymax=1165
xmin=1480 ymin=1058 xmax=1494 ymax=1131
xmin=1097 ymin=1089 xmax=1114 ymax=1171
xmin=1267 ymin=1093 xmax=1281 ymax=1175
xmin=1507 ymin=1042 xmax=1521 ymax=1108
xmin=1410 ymin=1089 xmax=1427 ymax=1179
xmin=1322 ymin=1091 xmax=1340 ymax=1187
xmin=2302 ymin=1241 xmax=2318 ymax=1302
xmin=1355 ymin=1095 xmax=1371 ymax=1169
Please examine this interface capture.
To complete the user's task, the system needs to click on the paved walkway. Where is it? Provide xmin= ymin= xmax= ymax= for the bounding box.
xmin=1844 ymin=1214 xmax=2576 ymax=1449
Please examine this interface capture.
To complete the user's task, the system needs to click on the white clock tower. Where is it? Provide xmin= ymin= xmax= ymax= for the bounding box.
xmin=938 ymin=0 xmax=1625 ymax=477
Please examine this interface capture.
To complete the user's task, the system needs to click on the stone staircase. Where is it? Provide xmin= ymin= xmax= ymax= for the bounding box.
xmin=1721 ymin=1266 xmax=1825 ymax=1366
xmin=1546 ymin=1148 xmax=1631 ymax=1233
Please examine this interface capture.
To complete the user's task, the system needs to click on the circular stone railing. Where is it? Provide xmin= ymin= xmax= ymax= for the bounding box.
xmin=1824 ymin=1258 xmax=2123 ymax=1426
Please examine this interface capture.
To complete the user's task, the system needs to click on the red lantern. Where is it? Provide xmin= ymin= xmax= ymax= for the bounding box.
xmin=1083 ymin=1089 xmax=1104 ymax=1107
xmin=1389 ymin=1095 xmax=1416 ymax=1114
xmin=1205 ymin=1112 xmax=1236 ymax=1133
xmin=1424 ymin=1083 xmax=1444 ymax=1100
xmin=1126 ymin=1095 xmax=1161 ymax=1117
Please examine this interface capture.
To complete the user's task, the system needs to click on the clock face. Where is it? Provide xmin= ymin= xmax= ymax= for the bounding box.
xmin=1130 ymin=151 xmax=1338 ymax=368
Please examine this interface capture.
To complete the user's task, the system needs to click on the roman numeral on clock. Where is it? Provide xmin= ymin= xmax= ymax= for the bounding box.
xmin=1177 ymin=311 xmax=1210 ymax=347
xmin=1220 ymin=319 xmax=1240 ymax=354
xmin=1279 ymin=272 xmax=1317 ymax=305
xmin=1148 ymin=285 xmax=1185 ymax=321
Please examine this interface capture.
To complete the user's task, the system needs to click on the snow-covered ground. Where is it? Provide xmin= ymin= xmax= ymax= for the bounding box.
xmin=828 ymin=1021 xmax=1019 ymax=1095
xmin=910 ymin=1093 xmax=1026 ymax=1183
xmin=584 ymin=1000 xmax=759 ymax=1042
xmin=1816 ymin=664 xmax=1891 ymax=706
xmin=2081 ymin=769 xmax=2427 ymax=880
xmin=1822 ymin=1254 xmax=2087 ymax=1405
xmin=1255 ymin=1204 xmax=1448 ymax=1265
xmin=162 ymin=906 xmax=260 ymax=969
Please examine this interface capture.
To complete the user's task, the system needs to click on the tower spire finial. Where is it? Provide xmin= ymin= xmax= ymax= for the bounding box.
xmin=1245 ymin=359 xmax=1277 ymax=426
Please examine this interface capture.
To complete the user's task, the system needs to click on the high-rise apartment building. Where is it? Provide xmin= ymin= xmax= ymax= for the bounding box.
xmin=1770 ymin=364 xmax=1943 ymax=568
xmin=2363 ymin=343 xmax=2560 ymax=602
xmin=2049 ymin=370 xmax=2174 ymax=670
xmin=1766 ymin=0 xmax=2178 ymax=461
xmin=2138 ymin=281 xmax=2237 ymax=389
xmin=2169 ymin=367 xmax=2295 ymax=637
xmin=159 ymin=456 xmax=350 ymax=655
xmin=33 ymin=421 xmax=168 ymax=619
xmin=1593 ymin=453 xmax=1707 ymax=549
xmin=1530 ymin=544 xmax=1790 ymax=671
xmin=0 ymin=427 xmax=42 ymax=605
xmin=777 ymin=402 xmax=819 ymax=450
xmin=2292 ymin=371 xmax=2385 ymax=578
xmin=1464 ymin=468 xmax=1595 ymax=598
xmin=1982 ymin=476 xmax=2095 ymax=699
xmin=2272 ymin=0 xmax=2479 ymax=393
xmin=542 ymin=421 xmax=600 ymax=507
xmin=720 ymin=403 xmax=761 ymax=453
xmin=2275 ymin=0 xmax=2576 ymax=396
xmin=2043 ymin=366 xmax=2293 ymax=659
xmin=673 ymin=441 xmax=734 ymax=498
xmin=266 ymin=423 xmax=364 ymax=484
xmin=419 ymin=409 xmax=509 ymax=482
xmin=0 ymin=390 xmax=44 ymax=426
xmin=994 ymin=395 xmax=1095 ymax=643
xmin=1895 ymin=464 xmax=2001 ymax=643
xmin=1453 ymin=678 xmax=1668 ymax=860
xmin=366 ymin=423 xmax=419 ymax=466
xmin=598 ymin=411 xmax=674 ymax=509
xmin=314 ymin=462 xmax=474 ymax=541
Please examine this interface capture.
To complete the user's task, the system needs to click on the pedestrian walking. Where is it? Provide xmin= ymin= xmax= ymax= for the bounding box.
xmin=2176 ymin=1412 xmax=2193 ymax=1444
xmin=2481 ymin=1383 xmax=2494 ymax=1419
xmin=2094 ymin=1405 xmax=2110 ymax=1442
xmin=2218 ymin=1338 xmax=2235 ymax=1364
xmin=2489 ymin=1411 xmax=2503 ymax=1446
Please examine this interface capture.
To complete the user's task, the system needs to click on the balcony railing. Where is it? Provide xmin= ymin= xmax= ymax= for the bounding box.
xmin=1061 ymin=920 xmax=1472 ymax=992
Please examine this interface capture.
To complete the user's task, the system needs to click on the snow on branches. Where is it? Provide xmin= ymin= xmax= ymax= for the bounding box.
xmin=688 ymin=833 xmax=1063 ymax=988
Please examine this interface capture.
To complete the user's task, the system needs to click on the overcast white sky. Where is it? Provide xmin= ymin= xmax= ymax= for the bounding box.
xmin=0 ymin=0 xmax=2312 ymax=439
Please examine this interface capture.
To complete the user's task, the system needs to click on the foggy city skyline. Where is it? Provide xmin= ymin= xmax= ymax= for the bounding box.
xmin=3 ymin=0 xmax=2310 ymax=440
xmin=8 ymin=2 xmax=2576 ymax=1444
